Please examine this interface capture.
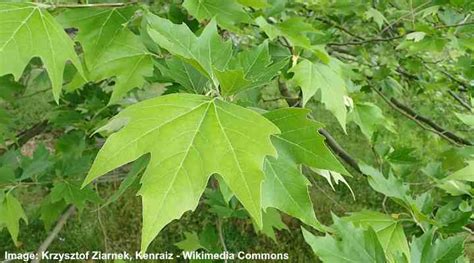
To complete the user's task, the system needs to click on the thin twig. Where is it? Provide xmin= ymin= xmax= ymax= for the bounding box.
xmin=371 ymin=87 xmax=472 ymax=146
xmin=37 ymin=2 xmax=135 ymax=8
xmin=217 ymin=218 xmax=227 ymax=262
xmin=448 ymin=90 xmax=472 ymax=111
xmin=314 ymin=17 xmax=365 ymax=41
xmin=96 ymin=185 xmax=110 ymax=254
xmin=434 ymin=20 xmax=474 ymax=29
xmin=32 ymin=206 xmax=76 ymax=263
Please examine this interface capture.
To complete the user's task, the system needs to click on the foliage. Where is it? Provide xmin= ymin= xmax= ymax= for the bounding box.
xmin=0 ymin=0 xmax=473 ymax=261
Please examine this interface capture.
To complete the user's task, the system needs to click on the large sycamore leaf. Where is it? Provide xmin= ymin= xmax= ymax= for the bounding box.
xmin=263 ymin=108 xmax=348 ymax=175
xmin=183 ymin=0 xmax=251 ymax=30
xmin=0 ymin=3 xmax=83 ymax=102
xmin=344 ymin=211 xmax=410 ymax=261
xmin=290 ymin=59 xmax=349 ymax=130
xmin=57 ymin=7 xmax=153 ymax=103
xmin=146 ymin=13 xmax=232 ymax=87
xmin=0 ymin=192 xmax=28 ymax=246
xmin=302 ymin=216 xmax=386 ymax=263
xmin=83 ymin=93 xmax=279 ymax=251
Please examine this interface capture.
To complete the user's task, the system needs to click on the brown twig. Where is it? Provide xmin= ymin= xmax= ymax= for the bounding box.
xmin=371 ymin=87 xmax=472 ymax=146
xmin=314 ymin=17 xmax=365 ymax=41
xmin=37 ymin=2 xmax=135 ymax=8
xmin=32 ymin=206 xmax=76 ymax=263
xmin=448 ymin=90 xmax=472 ymax=111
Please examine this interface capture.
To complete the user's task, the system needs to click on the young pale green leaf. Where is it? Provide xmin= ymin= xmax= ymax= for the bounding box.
xmin=0 ymin=3 xmax=84 ymax=102
xmin=183 ymin=0 xmax=251 ymax=30
xmin=0 ymin=192 xmax=27 ymax=246
xmin=344 ymin=211 xmax=410 ymax=261
xmin=263 ymin=108 xmax=348 ymax=175
xmin=83 ymin=93 xmax=279 ymax=252
xmin=350 ymin=102 xmax=396 ymax=140
xmin=57 ymin=7 xmax=153 ymax=103
xmin=290 ymin=59 xmax=349 ymax=131
xmin=302 ymin=216 xmax=387 ymax=263
xmin=146 ymin=14 xmax=232 ymax=87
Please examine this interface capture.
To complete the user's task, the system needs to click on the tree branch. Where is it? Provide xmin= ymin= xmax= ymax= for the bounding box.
xmin=32 ymin=206 xmax=76 ymax=263
xmin=448 ymin=90 xmax=472 ymax=111
xmin=37 ymin=2 xmax=136 ymax=8
xmin=371 ymin=87 xmax=472 ymax=146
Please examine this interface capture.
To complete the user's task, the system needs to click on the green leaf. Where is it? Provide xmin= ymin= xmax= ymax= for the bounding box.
xmin=290 ymin=59 xmax=349 ymax=130
xmin=410 ymin=230 xmax=466 ymax=263
xmin=57 ymin=7 xmax=153 ymax=103
xmin=359 ymin=164 xmax=414 ymax=207
xmin=445 ymin=161 xmax=474 ymax=182
xmin=102 ymin=155 xmax=149 ymax=208
xmin=40 ymin=196 xmax=68 ymax=230
xmin=302 ymin=216 xmax=387 ymax=263
xmin=257 ymin=207 xmax=288 ymax=241
xmin=263 ymin=108 xmax=348 ymax=174
xmin=350 ymin=102 xmax=396 ymax=140
xmin=237 ymin=0 xmax=268 ymax=9
xmin=455 ymin=113 xmax=474 ymax=128
xmin=0 ymin=167 xmax=16 ymax=184
xmin=263 ymin=155 xmax=324 ymax=231
xmin=83 ymin=93 xmax=279 ymax=252
xmin=146 ymin=14 xmax=232 ymax=87
xmin=364 ymin=8 xmax=387 ymax=29
xmin=0 ymin=3 xmax=84 ymax=102
xmin=20 ymin=144 xmax=52 ymax=180
xmin=217 ymin=41 xmax=288 ymax=96
xmin=183 ymin=0 xmax=251 ymax=30
xmin=344 ymin=211 xmax=410 ymax=260
xmin=0 ymin=192 xmax=27 ymax=246
xmin=156 ymin=58 xmax=209 ymax=94
xmin=255 ymin=16 xmax=328 ymax=62
xmin=175 ymin=232 xmax=204 ymax=251
xmin=312 ymin=169 xmax=354 ymax=197
xmin=50 ymin=181 xmax=101 ymax=210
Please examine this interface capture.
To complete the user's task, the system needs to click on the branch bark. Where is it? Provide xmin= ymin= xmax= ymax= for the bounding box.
xmin=448 ymin=90 xmax=472 ymax=111
xmin=371 ymin=87 xmax=472 ymax=146
xmin=32 ymin=206 xmax=76 ymax=263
